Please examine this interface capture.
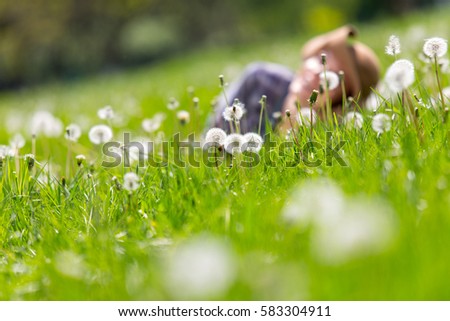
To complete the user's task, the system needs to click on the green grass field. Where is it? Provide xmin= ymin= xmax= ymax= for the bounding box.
xmin=1 ymin=7 xmax=450 ymax=300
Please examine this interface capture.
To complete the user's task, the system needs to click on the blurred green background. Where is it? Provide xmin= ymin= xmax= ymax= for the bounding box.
xmin=0 ymin=0 xmax=444 ymax=89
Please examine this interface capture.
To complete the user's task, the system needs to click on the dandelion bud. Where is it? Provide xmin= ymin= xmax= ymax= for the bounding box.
xmin=25 ymin=154 xmax=35 ymax=171
xmin=260 ymin=95 xmax=267 ymax=104
xmin=286 ymin=109 xmax=291 ymax=118
xmin=319 ymin=84 xmax=324 ymax=94
xmin=338 ymin=70 xmax=345 ymax=81
xmin=177 ymin=110 xmax=190 ymax=125
xmin=61 ymin=177 xmax=66 ymax=188
xmin=193 ymin=97 xmax=199 ymax=109
xmin=112 ymin=176 xmax=122 ymax=191
xmin=321 ymin=53 xmax=327 ymax=65
xmin=219 ymin=75 xmax=225 ymax=87
xmin=76 ymin=154 xmax=86 ymax=167
xmin=308 ymin=89 xmax=319 ymax=104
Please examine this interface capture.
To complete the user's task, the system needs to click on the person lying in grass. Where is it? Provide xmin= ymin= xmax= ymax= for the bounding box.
xmin=211 ymin=25 xmax=381 ymax=134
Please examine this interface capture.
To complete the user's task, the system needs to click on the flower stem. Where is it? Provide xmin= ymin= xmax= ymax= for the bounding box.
xmin=434 ymin=56 xmax=446 ymax=121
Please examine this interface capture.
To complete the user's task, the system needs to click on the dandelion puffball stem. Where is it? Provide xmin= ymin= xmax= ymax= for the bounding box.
xmin=433 ymin=55 xmax=446 ymax=117
xmin=258 ymin=95 xmax=267 ymax=136
xmin=339 ymin=70 xmax=347 ymax=115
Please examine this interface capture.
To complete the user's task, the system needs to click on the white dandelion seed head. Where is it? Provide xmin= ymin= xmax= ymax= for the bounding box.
xmin=242 ymin=132 xmax=263 ymax=153
xmin=165 ymin=235 xmax=236 ymax=299
xmin=423 ymin=37 xmax=448 ymax=58
xmin=319 ymin=71 xmax=340 ymax=90
xmin=176 ymin=110 xmax=190 ymax=125
xmin=122 ymin=145 xmax=141 ymax=164
xmin=153 ymin=112 xmax=166 ymax=123
xmin=223 ymin=134 xmax=244 ymax=155
xmin=123 ymin=172 xmax=140 ymax=192
xmin=88 ymin=125 xmax=113 ymax=145
xmin=297 ymin=108 xmax=317 ymax=127
xmin=343 ymin=111 xmax=364 ymax=129
xmin=142 ymin=119 xmax=161 ymax=133
xmin=65 ymin=124 xmax=82 ymax=142
xmin=385 ymin=59 xmax=415 ymax=93
xmin=443 ymin=87 xmax=450 ymax=102
xmin=203 ymin=127 xmax=227 ymax=149
xmin=364 ymin=93 xmax=383 ymax=112
xmin=97 ymin=105 xmax=115 ymax=120
xmin=10 ymin=133 xmax=25 ymax=150
xmin=372 ymin=113 xmax=392 ymax=134
xmin=222 ymin=102 xmax=244 ymax=122
xmin=29 ymin=111 xmax=63 ymax=137
xmin=0 ymin=145 xmax=14 ymax=158
xmin=167 ymin=97 xmax=180 ymax=110
xmin=385 ymin=35 xmax=401 ymax=56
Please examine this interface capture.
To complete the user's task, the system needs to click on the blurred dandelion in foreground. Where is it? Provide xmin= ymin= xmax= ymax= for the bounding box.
xmin=97 ymin=105 xmax=115 ymax=120
xmin=297 ymin=108 xmax=317 ymax=127
xmin=242 ymin=133 xmax=263 ymax=153
xmin=282 ymin=179 xmax=397 ymax=265
xmin=385 ymin=59 xmax=415 ymax=93
xmin=319 ymin=71 xmax=339 ymax=90
xmin=123 ymin=172 xmax=140 ymax=192
xmin=423 ymin=37 xmax=448 ymax=58
xmin=224 ymin=134 xmax=244 ymax=155
xmin=311 ymin=197 xmax=397 ymax=265
xmin=65 ymin=124 xmax=82 ymax=142
xmin=385 ymin=35 xmax=401 ymax=57
xmin=88 ymin=125 xmax=113 ymax=145
xmin=282 ymin=179 xmax=346 ymax=228
xmin=343 ymin=111 xmax=364 ymax=129
xmin=165 ymin=235 xmax=236 ymax=299
xmin=54 ymin=251 xmax=87 ymax=280
xmin=29 ymin=111 xmax=63 ymax=138
xmin=372 ymin=114 xmax=392 ymax=134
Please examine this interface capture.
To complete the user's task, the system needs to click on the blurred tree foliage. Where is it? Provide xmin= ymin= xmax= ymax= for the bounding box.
xmin=0 ymin=0 xmax=439 ymax=88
